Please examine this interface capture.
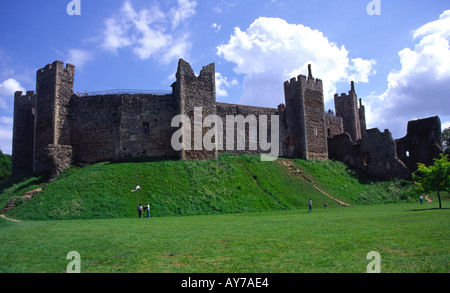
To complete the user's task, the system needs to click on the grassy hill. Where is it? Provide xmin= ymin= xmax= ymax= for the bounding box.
xmin=0 ymin=154 xmax=418 ymax=220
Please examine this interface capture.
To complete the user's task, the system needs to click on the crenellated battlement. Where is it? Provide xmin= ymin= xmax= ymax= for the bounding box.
xmin=14 ymin=91 xmax=36 ymax=104
xmin=37 ymin=60 xmax=75 ymax=75
xmin=284 ymin=74 xmax=323 ymax=92
xmin=11 ymin=58 xmax=441 ymax=181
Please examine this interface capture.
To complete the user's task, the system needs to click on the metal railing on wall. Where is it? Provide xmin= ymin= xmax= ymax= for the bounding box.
xmin=74 ymin=89 xmax=172 ymax=96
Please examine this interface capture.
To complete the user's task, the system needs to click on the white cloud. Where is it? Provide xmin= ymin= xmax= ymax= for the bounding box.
xmin=66 ymin=49 xmax=93 ymax=68
xmin=101 ymin=0 xmax=196 ymax=63
xmin=369 ymin=10 xmax=450 ymax=138
xmin=215 ymin=72 xmax=238 ymax=97
xmin=211 ymin=23 xmax=221 ymax=32
xmin=102 ymin=17 xmax=134 ymax=53
xmin=170 ymin=0 xmax=197 ymax=30
xmin=413 ymin=10 xmax=450 ymax=39
xmin=0 ymin=78 xmax=23 ymax=154
xmin=0 ymin=78 xmax=26 ymax=109
xmin=216 ymin=17 xmax=375 ymax=107
xmin=0 ymin=115 xmax=13 ymax=154
xmin=442 ymin=120 xmax=450 ymax=130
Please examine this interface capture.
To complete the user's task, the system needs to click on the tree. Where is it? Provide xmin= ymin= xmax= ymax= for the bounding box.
xmin=412 ymin=154 xmax=450 ymax=209
xmin=443 ymin=127 xmax=450 ymax=155
xmin=0 ymin=149 xmax=11 ymax=183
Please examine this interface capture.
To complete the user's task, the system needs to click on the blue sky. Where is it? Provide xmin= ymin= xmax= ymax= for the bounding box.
xmin=0 ymin=0 xmax=449 ymax=154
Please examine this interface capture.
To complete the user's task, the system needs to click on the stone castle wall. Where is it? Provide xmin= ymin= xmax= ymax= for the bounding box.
xmin=216 ymin=102 xmax=278 ymax=156
xmin=11 ymin=59 xmax=443 ymax=181
xmin=396 ymin=116 xmax=442 ymax=172
xmin=69 ymin=93 xmax=179 ymax=164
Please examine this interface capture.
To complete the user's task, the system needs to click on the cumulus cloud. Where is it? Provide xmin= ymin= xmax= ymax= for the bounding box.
xmin=216 ymin=72 xmax=238 ymax=97
xmin=101 ymin=0 xmax=196 ymax=63
xmin=216 ymin=17 xmax=376 ymax=107
xmin=0 ymin=78 xmax=26 ymax=109
xmin=370 ymin=10 xmax=450 ymax=138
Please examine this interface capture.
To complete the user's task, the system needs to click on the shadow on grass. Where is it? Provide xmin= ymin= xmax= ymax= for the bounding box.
xmin=0 ymin=172 xmax=49 ymax=194
xmin=407 ymin=207 xmax=449 ymax=212
xmin=106 ymin=155 xmax=180 ymax=165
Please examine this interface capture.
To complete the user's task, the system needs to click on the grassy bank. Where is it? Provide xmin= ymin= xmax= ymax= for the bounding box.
xmin=1 ymin=155 xmax=418 ymax=220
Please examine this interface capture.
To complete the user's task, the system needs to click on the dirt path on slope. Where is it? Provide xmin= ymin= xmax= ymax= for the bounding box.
xmin=279 ymin=160 xmax=351 ymax=207
xmin=0 ymin=214 xmax=20 ymax=222
xmin=0 ymin=186 xmax=45 ymax=222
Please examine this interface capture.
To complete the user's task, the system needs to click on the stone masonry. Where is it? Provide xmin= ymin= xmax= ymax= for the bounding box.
xmin=11 ymin=59 xmax=443 ymax=180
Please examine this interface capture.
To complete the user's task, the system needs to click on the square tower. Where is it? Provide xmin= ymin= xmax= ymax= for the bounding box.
xmin=33 ymin=61 xmax=75 ymax=173
xmin=282 ymin=65 xmax=328 ymax=160
xmin=334 ymin=81 xmax=364 ymax=142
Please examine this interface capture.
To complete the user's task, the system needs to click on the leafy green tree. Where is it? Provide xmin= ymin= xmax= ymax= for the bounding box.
xmin=0 ymin=148 xmax=11 ymax=183
xmin=443 ymin=127 xmax=450 ymax=155
xmin=412 ymin=154 xmax=450 ymax=209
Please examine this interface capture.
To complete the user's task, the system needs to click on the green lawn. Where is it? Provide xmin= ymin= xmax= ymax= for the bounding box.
xmin=1 ymin=155 xmax=418 ymax=220
xmin=1 ymin=201 xmax=448 ymax=273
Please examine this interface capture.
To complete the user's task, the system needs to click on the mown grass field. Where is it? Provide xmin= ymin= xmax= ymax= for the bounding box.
xmin=0 ymin=200 xmax=448 ymax=273
xmin=0 ymin=155 xmax=448 ymax=273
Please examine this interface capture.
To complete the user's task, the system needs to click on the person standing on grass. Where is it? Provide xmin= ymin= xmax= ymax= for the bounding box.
xmin=324 ymin=202 xmax=328 ymax=209
xmin=308 ymin=199 xmax=312 ymax=213
xmin=146 ymin=202 xmax=151 ymax=218
xmin=419 ymin=195 xmax=423 ymax=205
xmin=138 ymin=203 xmax=143 ymax=218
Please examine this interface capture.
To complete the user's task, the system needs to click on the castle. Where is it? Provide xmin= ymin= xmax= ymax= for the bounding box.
xmin=12 ymin=59 xmax=443 ymax=180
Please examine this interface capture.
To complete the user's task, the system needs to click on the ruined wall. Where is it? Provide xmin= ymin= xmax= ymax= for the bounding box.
xmin=359 ymin=128 xmax=409 ymax=179
xmin=396 ymin=116 xmax=443 ymax=171
xmin=216 ymin=102 xmax=278 ymax=156
xmin=11 ymin=91 xmax=36 ymax=177
xmin=328 ymin=128 xmax=409 ymax=180
xmin=358 ymin=99 xmax=367 ymax=139
xmin=173 ymin=59 xmax=217 ymax=161
xmin=325 ymin=110 xmax=344 ymax=138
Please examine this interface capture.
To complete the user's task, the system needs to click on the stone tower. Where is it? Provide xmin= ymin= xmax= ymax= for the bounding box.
xmin=334 ymin=81 xmax=365 ymax=142
xmin=11 ymin=91 xmax=36 ymax=177
xmin=33 ymin=61 xmax=75 ymax=174
xmin=282 ymin=65 xmax=328 ymax=160
xmin=172 ymin=59 xmax=218 ymax=160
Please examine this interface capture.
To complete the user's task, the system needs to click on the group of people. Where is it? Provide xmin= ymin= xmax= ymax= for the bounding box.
xmin=306 ymin=195 xmax=426 ymax=213
xmin=75 ymin=90 xmax=89 ymax=97
xmin=307 ymin=199 xmax=328 ymax=213
xmin=137 ymin=202 xmax=151 ymax=218
xmin=132 ymin=187 xmax=427 ymax=218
